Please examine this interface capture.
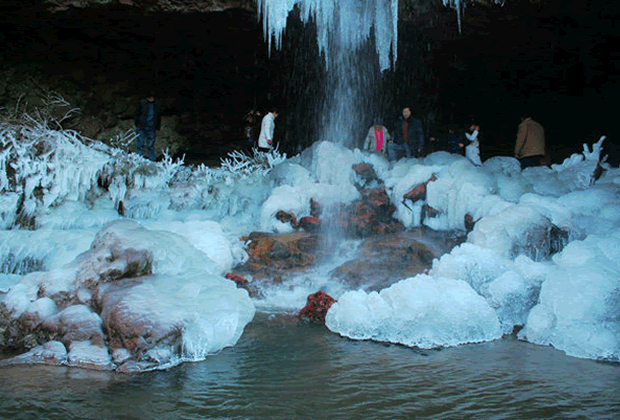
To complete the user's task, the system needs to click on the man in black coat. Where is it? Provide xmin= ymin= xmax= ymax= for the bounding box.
xmin=388 ymin=107 xmax=425 ymax=161
xmin=134 ymin=91 xmax=162 ymax=161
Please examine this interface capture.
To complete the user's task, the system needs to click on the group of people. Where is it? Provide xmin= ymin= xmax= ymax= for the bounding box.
xmin=132 ymin=90 xmax=280 ymax=162
xmin=133 ymin=92 xmax=545 ymax=171
xmin=363 ymin=106 xmax=546 ymax=170
xmin=363 ymin=107 xmax=425 ymax=161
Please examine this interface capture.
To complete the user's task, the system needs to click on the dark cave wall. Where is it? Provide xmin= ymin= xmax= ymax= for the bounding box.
xmin=0 ymin=0 xmax=618 ymax=163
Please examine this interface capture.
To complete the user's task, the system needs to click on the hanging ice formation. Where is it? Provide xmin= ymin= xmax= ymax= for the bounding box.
xmin=442 ymin=0 xmax=507 ymax=34
xmin=442 ymin=0 xmax=464 ymax=33
xmin=257 ymin=0 xmax=398 ymax=72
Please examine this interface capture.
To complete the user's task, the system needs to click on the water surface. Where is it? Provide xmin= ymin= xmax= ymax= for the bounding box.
xmin=1 ymin=313 xmax=619 ymax=420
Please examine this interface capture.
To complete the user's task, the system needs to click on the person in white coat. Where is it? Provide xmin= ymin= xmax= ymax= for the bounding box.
xmin=257 ymin=108 xmax=279 ymax=151
xmin=465 ymin=124 xmax=482 ymax=166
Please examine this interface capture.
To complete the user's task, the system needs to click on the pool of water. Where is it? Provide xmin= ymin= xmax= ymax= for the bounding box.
xmin=1 ymin=313 xmax=619 ymax=420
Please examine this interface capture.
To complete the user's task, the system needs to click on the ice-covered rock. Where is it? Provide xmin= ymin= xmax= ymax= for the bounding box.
xmin=67 ymin=340 xmax=114 ymax=370
xmin=1 ymin=220 xmax=255 ymax=371
xmin=326 ymin=275 xmax=502 ymax=349
xmin=0 ymin=341 xmax=67 ymax=367
xmin=468 ymin=204 xmax=567 ymax=261
xmin=519 ymin=234 xmax=620 ymax=362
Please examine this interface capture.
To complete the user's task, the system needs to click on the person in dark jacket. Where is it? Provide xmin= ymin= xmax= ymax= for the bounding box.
xmin=447 ymin=127 xmax=465 ymax=155
xmin=134 ymin=91 xmax=162 ymax=161
xmin=388 ymin=107 xmax=424 ymax=161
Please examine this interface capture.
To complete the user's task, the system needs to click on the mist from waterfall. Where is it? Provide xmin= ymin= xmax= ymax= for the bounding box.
xmin=257 ymin=0 xmax=398 ymax=147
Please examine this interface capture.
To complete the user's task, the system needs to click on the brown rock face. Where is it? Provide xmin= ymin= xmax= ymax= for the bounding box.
xmin=331 ymin=227 xmax=466 ymax=292
xmin=43 ymin=0 xmax=256 ymax=13
xmin=241 ymin=232 xmax=321 ymax=279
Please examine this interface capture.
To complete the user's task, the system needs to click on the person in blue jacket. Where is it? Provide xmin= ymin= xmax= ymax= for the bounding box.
xmin=134 ymin=91 xmax=162 ymax=161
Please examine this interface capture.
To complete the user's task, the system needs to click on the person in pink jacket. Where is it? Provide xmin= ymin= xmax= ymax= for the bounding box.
xmin=363 ymin=118 xmax=390 ymax=156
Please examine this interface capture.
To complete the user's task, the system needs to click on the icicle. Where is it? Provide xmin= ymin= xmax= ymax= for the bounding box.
xmin=443 ymin=0 xmax=507 ymax=34
xmin=257 ymin=0 xmax=398 ymax=71
xmin=443 ymin=0 xmax=463 ymax=33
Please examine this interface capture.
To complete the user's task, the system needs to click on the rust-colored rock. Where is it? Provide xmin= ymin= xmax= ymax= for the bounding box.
xmin=298 ymin=216 xmax=321 ymax=233
xmin=275 ymin=210 xmax=299 ymax=229
xmin=342 ymin=187 xmax=402 ymax=238
xmin=331 ymin=228 xmax=466 ymax=291
xmin=361 ymin=186 xmax=390 ymax=207
xmin=352 ymin=162 xmax=379 ymax=185
xmin=403 ymin=174 xmax=437 ymax=204
xmin=298 ymin=291 xmax=336 ymax=324
xmin=422 ymin=203 xmax=441 ymax=221
xmin=241 ymin=231 xmax=321 ymax=278
xmin=224 ymin=272 xmax=261 ymax=298
xmin=225 ymin=273 xmax=248 ymax=287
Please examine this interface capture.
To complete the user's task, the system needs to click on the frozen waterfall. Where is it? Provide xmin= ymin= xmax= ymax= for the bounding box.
xmin=257 ymin=0 xmax=398 ymax=71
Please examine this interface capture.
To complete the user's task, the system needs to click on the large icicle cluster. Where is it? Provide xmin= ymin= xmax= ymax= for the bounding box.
xmin=257 ymin=0 xmax=398 ymax=71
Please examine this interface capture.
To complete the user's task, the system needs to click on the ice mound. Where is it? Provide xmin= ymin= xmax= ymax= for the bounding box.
xmin=1 ymin=220 xmax=255 ymax=371
xmin=326 ymin=274 xmax=502 ymax=348
xmin=139 ymin=220 xmax=235 ymax=273
xmin=300 ymin=141 xmax=356 ymax=185
xmin=468 ymin=204 xmax=566 ymax=261
xmin=519 ymin=234 xmax=620 ymax=362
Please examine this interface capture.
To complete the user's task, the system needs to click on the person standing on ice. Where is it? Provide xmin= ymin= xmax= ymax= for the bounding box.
xmin=447 ymin=126 xmax=465 ymax=155
xmin=515 ymin=112 xmax=546 ymax=169
xmin=362 ymin=117 xmax=390 ymax=156
xmin=388 ymin=107 xmax=424 ymax=161
xmin=134 ymin=91 xmax=162 ymax=162
xmin=257 ymin=107 xmax=279 ymax=152
xmin=465 ymin=124 xmax=482 ymax=166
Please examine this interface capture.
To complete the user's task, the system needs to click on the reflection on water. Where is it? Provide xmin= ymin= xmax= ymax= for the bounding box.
xmin=1 ymin=313 xmax=619 ymax=420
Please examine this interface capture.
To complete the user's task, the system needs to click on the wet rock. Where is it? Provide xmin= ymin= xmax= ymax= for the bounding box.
xmin=464 ymin=213 xmax=477 ymax=233
xmin=40 ymin=305 xmax=106 ymax=348
xmin=298 ymin=291 xmax=336 ymax=324
xmin=275 ymin=210 xmax=299 ymax=229
xmin=331 ymin=228 xmax=466 ymax=291
xmin=275 ymin=185 xmax=401 ymax=239
xmin=225 ymin=273 xmax=261 ymax=298
xmin=422 ymin=203 xmax=441 ymax=220
xmin=0 ymin=341 xmax=67 ymax=367
xmin=95 ymin=280 xmax=182 ymax=360
xmin=241 ymin=232 xmax=320 ymax=278
xmin=403 ymin=174 xmax=437 ymax=205
xmin=360 ymin=186 xmax=390 ymax=208
xmin=310 ymin=198 xmax=322 ymax=217
xmin=352 ymin=163 xmax=379 ymax=186
xmin=225 ymin=273 xmax=249 ymax=287
xmin=67 ymin=340 xmax=115 ymax=370
xmin=342 ymin=187 xmax=402 ymax=238
xmin=1 ymin=220 xmax=249 ymax=372
xmin=298 ymin=216 xmax=321 ymax=233
xmin=116 ymin=359 xmax=158 ymax=374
